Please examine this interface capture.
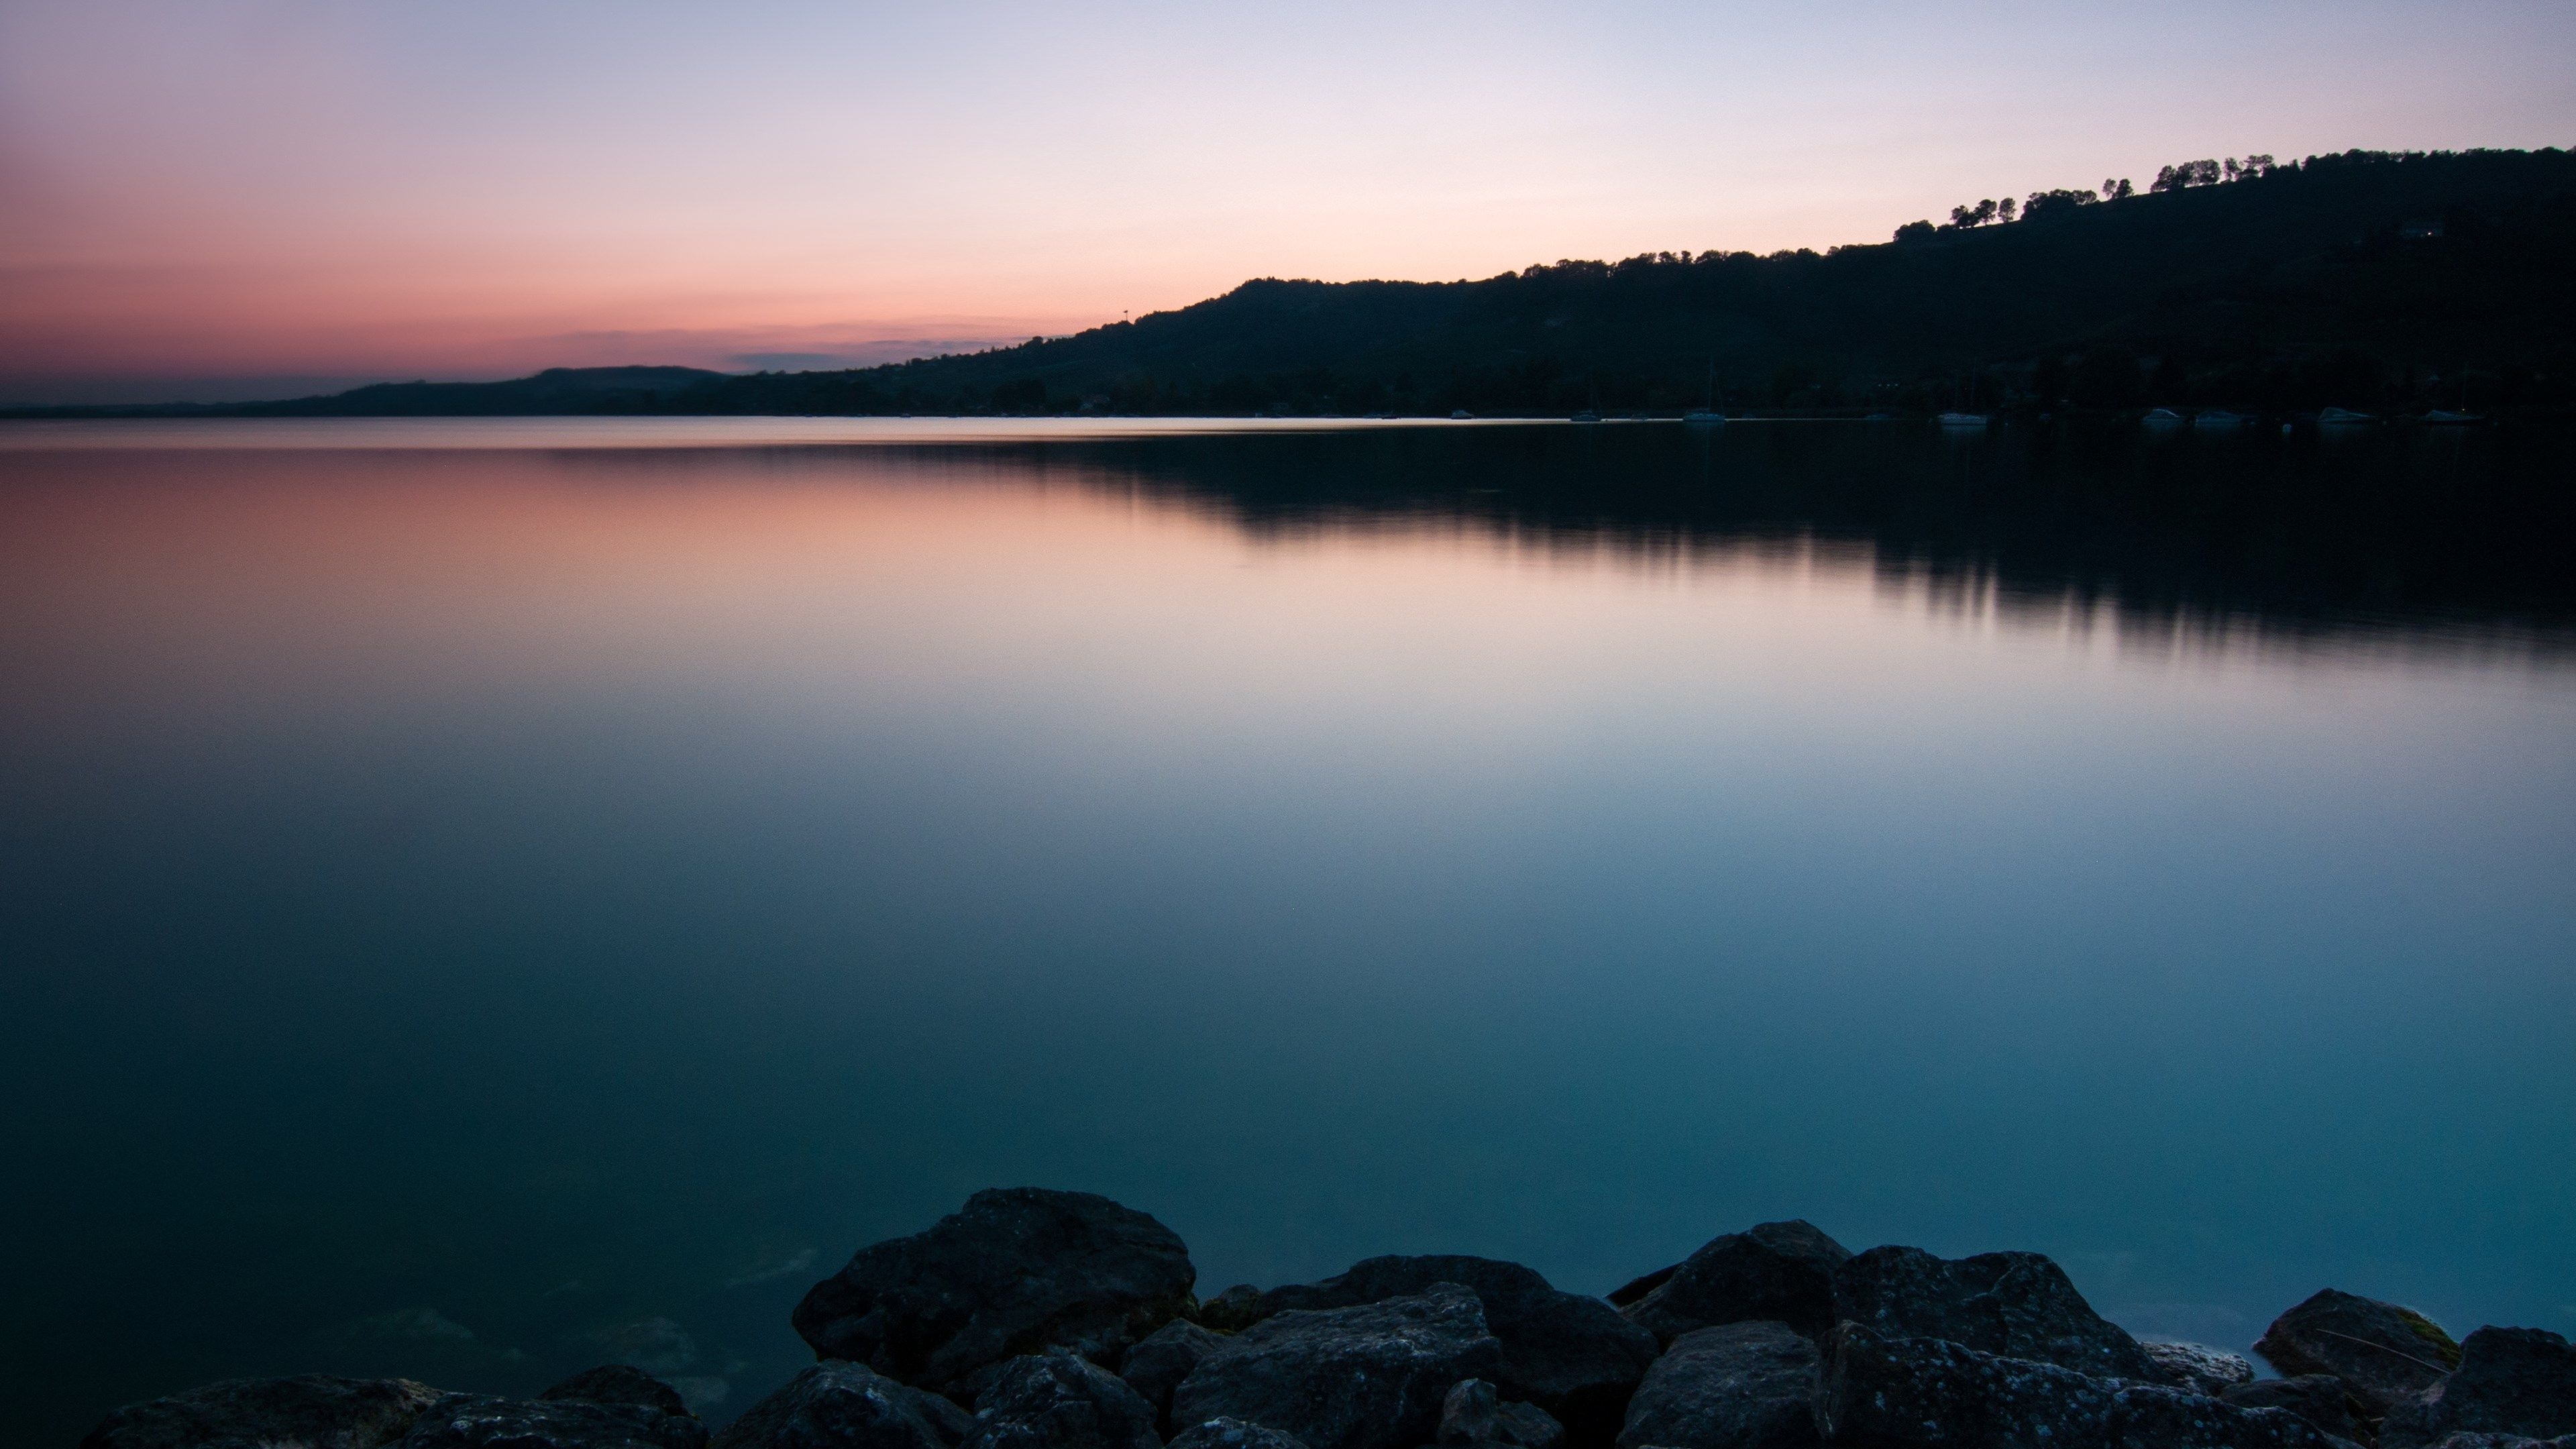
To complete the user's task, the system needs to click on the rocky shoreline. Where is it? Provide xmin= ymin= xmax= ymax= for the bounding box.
xmin=82 ymin=1188 xmax=2576 ymax=1449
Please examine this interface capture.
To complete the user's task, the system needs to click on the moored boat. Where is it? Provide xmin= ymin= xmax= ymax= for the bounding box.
xmin=1684 ymin=362 xmax=1725 ymax=425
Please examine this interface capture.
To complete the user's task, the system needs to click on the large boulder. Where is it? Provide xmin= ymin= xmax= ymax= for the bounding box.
xmin=1123 ymin=1320 xmax=1226 ymax=1434
xmin=544 ymin=1366 xmax=695 ymax=1418
xmin=82 ymin=1375 xmax=444 ymax=1449
xmin=2257 ymin=1291 xmax=2465 ymax=1419
xmin=1617 ymin=1222 xmax=1853 ymax=1344
xmin=1440 ymin=1379 xmax=1566 ymax=1449
xmin=2143 ymin=1342 xmax=2258 ymax=1397
xmin=1817 ymin=1324 xmax=2345 ymax=1449
xmin=1166 ymin=1419 xmax=1309 ymax=1449
xmin=965 ymin=1351 xmax=1163 ymax=1449
xmin=398 ymin=1395 xmax=709 ymax=1448
xmin=2225 ymin=1377 xmax=2369 ymax=1444
xmin=1258 ymin=1255 xmax=1656 ymax=1443
xmin=1830 ymin=1244 xmax=2165 ymax=1382
xmin=716 ymin=1364 xmax=975 ymax=1449
xmin=1170 ymin=1283 xmax=1505 ymax=1449
xmin=2381 ymin=1328 xmax=2576 ymax=1449
xmin=1613 ymin=1322 xmax=1819 ymax=1449
xmin=794 ymin=1189 xmax=1197 ymax=1397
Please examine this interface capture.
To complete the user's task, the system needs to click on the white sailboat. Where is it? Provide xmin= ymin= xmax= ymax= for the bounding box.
xmin=1937 ymin=368 xmax=1986 ymax=426
xmin=1684 ymin=362 xmax=1724 ymax=425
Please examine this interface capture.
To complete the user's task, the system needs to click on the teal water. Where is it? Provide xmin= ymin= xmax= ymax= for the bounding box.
xmin=2 ymin=419 xmax=2571 ymax=1440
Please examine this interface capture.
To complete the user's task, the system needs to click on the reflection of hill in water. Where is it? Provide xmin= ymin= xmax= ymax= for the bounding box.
xmin=1028 ymin=424 xmax=2576 ymax=659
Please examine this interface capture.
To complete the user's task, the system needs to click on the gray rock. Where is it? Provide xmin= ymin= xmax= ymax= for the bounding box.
xmin=2416 ymin=1436 xmax=2576 ymax=1449
xmin=716 ymin=1364 xmax=975 ymax=1449
xmin=544 ymin=1366 xmax=694 ymax=1418
xmin=1170 ymin=1283 xmax=1506 ymax=1449
xmin=1199 ymin=1287 xmax=1269 ymax=1334
xmin=1614 ymin=1322 xmax=1819 ymax=1449
xmin=2224 ymin=1377 xmax=2367 ymax=1443
xmin=1124 ymin=1320 xmax=1226 ymax=1434
xmin=2255 ymin=1290 xmax=2462 ymax=1417
xmin=400 ymin=1395 xmax=710 ymax=1448
xmin=1258 ymin=1255 xmax=1656 ymax=1444
xmin=1618 ymin=1223 xmax=1853 ymax=1345
xmin=1831 ymin=1244 xmax=2166 ymax=1382
xmin=1817 ymin=1324 xmax=2344 ymax=1449
xmin=80 ymin=1375 xmax=444 ymax=1449
xmin=967 ymin=1351 xmax=1162 ymax=1449
xmin=1166 ymin=1419 xmax=1309 ymax=1449
xmin=2143 ymin=1342 xmax=2259 ymax=1397
xmin=2381 ymin=1328 xmax=2576 ymax=1449
xmin=794 ymin=1189 xmax=1197 ymax=1395
xmin=1440 ymin=1379 xmax=1566 ymax=1449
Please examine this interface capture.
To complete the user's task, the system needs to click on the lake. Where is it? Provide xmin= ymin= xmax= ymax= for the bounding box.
xmin=3 ymin=417 xmax=2571 ymax=1442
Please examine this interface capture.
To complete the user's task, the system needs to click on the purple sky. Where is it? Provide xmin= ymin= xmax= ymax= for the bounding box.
xmin=2 ymin=0 xmax=2570 ymax=402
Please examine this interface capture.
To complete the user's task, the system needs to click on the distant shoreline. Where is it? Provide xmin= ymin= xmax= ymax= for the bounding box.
xmin=13 ymin=146 xmax=2573 ymax=425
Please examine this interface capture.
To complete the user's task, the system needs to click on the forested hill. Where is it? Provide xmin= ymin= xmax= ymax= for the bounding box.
xmin=28 ymin=147 xmax=2576 ymax=419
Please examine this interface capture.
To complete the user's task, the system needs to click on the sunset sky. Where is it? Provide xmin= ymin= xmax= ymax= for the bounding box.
xmin=3 ymin=0 xmax=2570 ymax=402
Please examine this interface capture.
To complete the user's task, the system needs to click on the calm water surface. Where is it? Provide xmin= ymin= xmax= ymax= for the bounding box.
xmin=3 ymin=419 xmax=2571 ymax=1440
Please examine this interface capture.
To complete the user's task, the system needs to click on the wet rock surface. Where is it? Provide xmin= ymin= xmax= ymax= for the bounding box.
xmin=1614 ymin=1322 xmax=1820 ymax=1449
xmin=794 ymin=1188 xmax=1197 ymax=1396
xmin=2224 ymin=1376 xmax=2369 ymax=1444
xmin=400 ymin=1393 xmax=710 ymax=1448
xmin=1438 ymin=1379 xmax=1566 ymax=1449
xmin=1165 ymin=1418 xmax=1311 ymax=1449
xmin=1818 ymin=1324 xmax=2343 ymax=1449
xmin=1259 ymin=1254 xmax=1656 ymax=1443
xmin=2145 ymin=1342 xmax=2260 ymax=1396
xmin=1829 ymin=1244 xmax=2165 ymax=1382
xmin=1170 ymin=1284 xmax=1505 ymax=1449
xmin=965 ymin=1350 xmax=1163 ymax=1449
xmin=1618 ymin=1223 xmax=1853 ymax=1345
xmin=1199 ymin=1287 xmax=1269 ymax=1335
xmin=80 ymin=1374 xmax=445 ymax=1449
xmin=715 ymin=1363 xmax=975 ymax=1449
xmin=544 ymin=1366 xmax=696 ymax=1418
xmin=2257 ymin=1290 xmax=2465 ymax=1417
xmin=2381 ymin=1328 xmax=2576 ymax=1449
xmin=1124 ymin=1320 xmax=1227 ymax=1434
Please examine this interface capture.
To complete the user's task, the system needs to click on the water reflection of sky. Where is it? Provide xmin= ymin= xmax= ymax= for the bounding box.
xmin=1 ymin=423 xmax=2570 ymax=1441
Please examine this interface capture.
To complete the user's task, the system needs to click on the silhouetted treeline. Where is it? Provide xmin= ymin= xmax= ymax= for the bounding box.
xmin=19 ymin=147 xmax=2576 ymax=420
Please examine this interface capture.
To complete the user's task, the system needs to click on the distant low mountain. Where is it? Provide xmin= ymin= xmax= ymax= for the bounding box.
xmin=237 ymin=366 xmax=730 ymax=416
xmin=15 ymin=147 xmax=2574 ymax=419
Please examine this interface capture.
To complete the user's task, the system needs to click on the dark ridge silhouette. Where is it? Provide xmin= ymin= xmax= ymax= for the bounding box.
xmin=11 ymin=147 xmax=2573 ymax=419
